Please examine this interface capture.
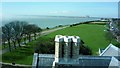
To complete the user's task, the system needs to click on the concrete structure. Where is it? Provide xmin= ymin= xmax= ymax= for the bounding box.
xmin=32 ymin=35 xmax=120 ymax=68
xmin=53 ymin=35 xmax=81 ymax=68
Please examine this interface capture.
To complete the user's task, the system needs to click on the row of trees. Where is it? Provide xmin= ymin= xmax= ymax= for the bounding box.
xmin=105 ymin=19 xmax=120 ymax=42
xmin=2 ymin=21 xmax=42 ymax=51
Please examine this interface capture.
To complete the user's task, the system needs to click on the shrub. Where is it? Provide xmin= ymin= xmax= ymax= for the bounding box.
xmin=58 ymin=25 xmax=63 ymax=27
xmin=115 ymin=43 xmax=120 ymax=48
xmin=46 ymin=27 xmax=49 ymax=29
xmin=34 ymin=38 xmax=55 ymax=54
xmin=79 ymin=45 xmax=92 ymax=55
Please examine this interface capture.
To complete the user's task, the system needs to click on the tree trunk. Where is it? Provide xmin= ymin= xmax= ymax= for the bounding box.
xmin=8 ymin=39 xmax=11 ymax=52
xmin=13 ymin=41 xmax=16 ymax=49
xmin=34 ymin=33 xmax=36 ymax=40
xmin=17 ymin=39 xmax=21 ymax=47
xmin=24 ymin=37 xmax=26 ymax=44
xmin=2 ymin=41 xmax=6 ymax=48
xmin=28 ymin=34 xmax=31 ymax=42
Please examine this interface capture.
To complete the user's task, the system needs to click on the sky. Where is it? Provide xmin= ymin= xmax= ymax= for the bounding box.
xmin=1 ymin=0 xmax=120 ymax=2
xmin=1 ymin=2 xmax=119 ymax=18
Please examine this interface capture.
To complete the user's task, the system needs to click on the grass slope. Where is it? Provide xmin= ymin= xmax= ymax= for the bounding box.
xmin=45 ymin=24 xmax=110 ymax=55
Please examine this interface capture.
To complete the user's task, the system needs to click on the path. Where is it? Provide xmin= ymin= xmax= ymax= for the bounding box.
xmin=0 ymin=62 xmax=32 ymax=68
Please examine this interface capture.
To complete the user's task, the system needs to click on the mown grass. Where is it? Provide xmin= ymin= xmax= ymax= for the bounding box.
xmin=2 ymin=35 xmax=53 ymax=65
xmin=2 ymin=46 xmax=34 ymax=65
xmin=2 ymin=23 xmax=119 ymax=65
xmin=43 ymin=24 xmax=118 ymax=55
xmin=2 ymin=40 xmax=36 ymax=65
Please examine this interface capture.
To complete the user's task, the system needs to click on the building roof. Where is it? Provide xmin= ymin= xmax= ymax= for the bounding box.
xmin=100 ymin=44 xmax=120 ymax=56
xmin=109 ymin=57 xmax=120 ymax=68
xmin=55 ymin=56 xmax=112 ymax=68
xmin=79 ymin=56 xmax=111 ymax=67
xmin=33 ymin=55 xmax=120 ymax=68
xmin=36 ymin=54 xmax=112 ymax=67
xmin=38 ymin=54 xmax=54 ymax=66
xmin=114 ymin=56 xmax=120 ymax=61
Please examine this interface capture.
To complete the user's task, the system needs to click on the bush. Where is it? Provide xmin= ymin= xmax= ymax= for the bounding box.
xmin=80 ymin=45 xmax=92 ymax=55
xmin=70 ymin=25 xmax=73 ymax=27
xmin=46 ymin=27 xmax=49 ymax=29
xmin=58 ymin=25 xmax=63 ymax=27
xmin=115 ymin=43 xmax=120 ymax=48
xmin=34 ymin=38 xmax=55 ymax=54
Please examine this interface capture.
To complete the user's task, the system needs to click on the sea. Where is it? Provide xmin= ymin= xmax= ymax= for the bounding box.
xmin=1 ymin=16 xmax=100 ymax=29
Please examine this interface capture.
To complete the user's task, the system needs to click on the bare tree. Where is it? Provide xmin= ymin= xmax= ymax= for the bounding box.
xmin=30 ymin=24 xmax=42 ymax=40
xmin=2 ymin=33 xmax=7 ymax=48
xmin=24 ymin=24 xmax=33 ymax=42
xmin=23 ymin=24 xmax=42 ymax=42
xmin=10 ymin=28 xmax=16 ymax=49
xmin=10 ymin=21 xmax=28 ymax=47
xmin=2 ymin=24 xmax=13 ymax=51
xmin=2 ymin=21 xmax=42 ymax=50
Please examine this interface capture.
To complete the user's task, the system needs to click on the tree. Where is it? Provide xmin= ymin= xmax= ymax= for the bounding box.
xmin=30 ymin=24 xmax=42 ymax=40
xmin=21 ymin=21 xmax=28 ymax=44
xmin=105 ymin=19 xmax=119 ymax=43
xmin=2 ymin=24 xmax=13 ymax=51
xmin=10 ymin=28 xmax=16 ymax=49
xmin=46 ymin=27 xmax=49 ymax=29
xmin=24 ymin=24 xmax=42 ymax=42
xmin=2 ymin=20 xmax=42 ymax=51
xmin=2 ymin=33 xmax=7 ymax=48
xmin=118 ymin=21 xmax=120 ymax=29
xmin=9 ymin=21 xmax=28 ymax=47
xmin=105 ymin=31 xmax=115 ymax=43
xmin=24 ymin=24 xmax=33 ymax=42
xmin=117 ymin=20 xmax=120 ymax=36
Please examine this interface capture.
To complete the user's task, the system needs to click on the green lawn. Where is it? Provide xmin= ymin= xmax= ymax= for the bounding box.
xmin=2 ymin=45 xmax=34 ymax=65
xmin=44 ymin=24 xmax=117 ymax=55
xmin=2 ymin=23 xmax=119 ymax=65
xmin=2 ymin=36 xmax=52 ymax=65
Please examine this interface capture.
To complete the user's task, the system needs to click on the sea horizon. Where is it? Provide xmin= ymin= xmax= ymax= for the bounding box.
xmin=1 ymin=15 xmax=101 ymax=28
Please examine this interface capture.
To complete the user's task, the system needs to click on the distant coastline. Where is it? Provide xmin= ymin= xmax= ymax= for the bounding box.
xmin=20 ymin=15 xmax=92 ymax=18
xmin=1 ymin=16 xmax=100 ymax=28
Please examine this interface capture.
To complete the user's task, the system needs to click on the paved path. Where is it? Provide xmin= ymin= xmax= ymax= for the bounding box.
xmin=0 ymin=26 xmax=67 ymax=55
xmin=0 ymin=62 xmax=32 ymax=68
xmin=40 ymin=26 xmax=67 ymax=36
